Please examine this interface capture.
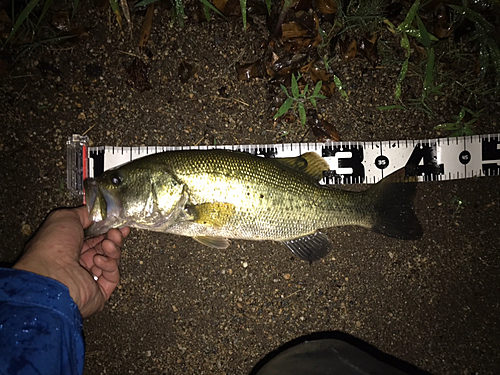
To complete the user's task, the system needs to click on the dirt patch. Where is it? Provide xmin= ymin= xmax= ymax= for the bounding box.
xmin=0 ymin=2 xmax=499 ymax=374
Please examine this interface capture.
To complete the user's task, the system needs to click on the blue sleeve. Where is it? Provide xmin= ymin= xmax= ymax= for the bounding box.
xmin=0 ymin=268 xmax=84 ymax=375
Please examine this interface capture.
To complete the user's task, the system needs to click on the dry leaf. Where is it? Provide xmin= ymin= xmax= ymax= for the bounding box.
xmin=341 ymin=38 xmax=357 ymax=61
xmin=307 ymin=110 xmax=340 ymax=142
xmin=316 ymin=0 xmax=337 ymax=15
xmin=237 ymin=61 xmax=263 ymax=80
xmin=359 ymin=36 xmax=378 ymax=67
xmin=120 ymin=0 xmax=132 ymax=33
xmin=310 ymin=67 xmax=335 ymax=96
xmin=213 ymin=0 xmax=228 ymax=12
xmin=282 ymin=22 xmax=310 ymax=40
xmin=139 ymin=3 xmax=154 ymax=50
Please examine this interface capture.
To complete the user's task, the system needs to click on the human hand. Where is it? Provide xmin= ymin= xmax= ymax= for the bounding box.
xmin=13 ymin=206 xmax=130 ymax=318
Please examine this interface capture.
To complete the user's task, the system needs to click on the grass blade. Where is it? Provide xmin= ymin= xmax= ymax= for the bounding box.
xmin=398 ymin=0 xmax=419 ymax=32
xmin=291 ymin=74 xmax=299 ymax=98
xmin=274 ymin=97 xmax=294 ymax=119
xmin=416 ymin=14 xmax=430 ymax=47
xmin=280 ymin=84 xmax=289 ymax=97
xmin=312 ymin=80 xmax=322 ymax=96
xmin=120 ymin=0 xmax=132 ymax=31
xmin=72 ymin=0 xmax=80 ymax=18
xmin=486 ymin=37 xmax=500 ymax=80
xmin=174 ymin=0 xmax=185 ymax=27
xmin=109 ymin=0 xmax=123 ymax=28
xmin=377 ymin=105 xmax=407 ymax=111
xmin=265 ymin=0 xmax=271 ymax=15
xmin=298 ymin=102 xmax=306 ymax=125
xmin=199 ymin=0 xmax=225 ymax=19
xmin=240 ymin=0 xmax=247 ymax=30
xmin=422 ymin=47 xmax=435 ymax=99
xmin=333 ymin=74 xmax=348 ymax=100
xmin=203 ymin=3 xmax=210 ymax=21
xmin=37 ymin=0 xmax=55 ymax=27
xmin=395 ymin=58 xmax=408 ymax=100
xmin=6 ymin=0 xmax=41 ymax=44
xmin=139 ymin=3 xmax=154 ymax=50
xmin=135 ymin=0 xmax=158 ymax=6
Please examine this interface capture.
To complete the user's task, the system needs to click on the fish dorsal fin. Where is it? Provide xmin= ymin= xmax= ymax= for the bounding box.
xmin=276 ymin=152 xmax=329 ymax=181
xmin=193 ymin=236 xmax=231 ymax=249
xmin=281 ymin=232 xmax=332 ymax=262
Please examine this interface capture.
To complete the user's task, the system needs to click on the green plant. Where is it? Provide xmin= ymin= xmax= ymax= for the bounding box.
xmin=384 ymin=0 xmax=441 ymax=101
xmin=448 ymin=4 xmax=500 ymax=86
xmin=450 ymin=195 xmax=467 ymax=216
xmin=335 ymin=0 xmax=387 ymax=34
xmin=434 ymin=107 xmax=485 ymax=137
xmin=274 ymin=73 xmax=326 ymax=125
xmin=332 ymin=74 xmax=348 ymax=100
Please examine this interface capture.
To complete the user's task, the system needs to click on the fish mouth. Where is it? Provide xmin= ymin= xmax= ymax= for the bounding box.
xmin=84 ymin=178 xmax=125 ymax=237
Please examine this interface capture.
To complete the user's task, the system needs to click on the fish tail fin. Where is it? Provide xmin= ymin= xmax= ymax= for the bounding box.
xmin=367 ymin=168 xmax=423 ymax=240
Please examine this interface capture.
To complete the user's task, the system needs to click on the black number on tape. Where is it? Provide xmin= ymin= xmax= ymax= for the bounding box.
xmin=405 ymin=144 xmax=444 ymax=181
xmin=459 ymin=150 xmax=471 ymax=165
xmin=482 ymin=137 xmax=500 ymax=176
xmin=322 ymin=145 xmax=365 ymax=183
xmin=375 ymin=155 xmax=389 ymax=169
xmin=89 ymin=150 xmax=105 ymax=178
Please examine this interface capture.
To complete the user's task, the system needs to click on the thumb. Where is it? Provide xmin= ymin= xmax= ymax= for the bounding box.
xmin=74 ymin=205 xmax=93 ymax=229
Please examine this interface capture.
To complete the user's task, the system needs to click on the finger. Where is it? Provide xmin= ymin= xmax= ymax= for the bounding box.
xmin=79 ymin=256 xmax=92 ymax=272
xmin=82 ymin=234 xmax=105 ymax=252
xmin=102 ymin=238 xmax=122 ymax=262
xmin=106 ymin=228 xmax=127 ymax=247
xmin=94 ymin=255 xmax=120 ymax=300
xmin=120 ymin=226 xmax=131 ymax=238
xmin=80 ymin=237 xmax=108 ymax=269
xmin=80 ymin=238 xmax=107 ymax=269
xmin=74 ymin=205 xmax=93 ymax=229
xmin=89 ymin=264 xmax=102 ymax=280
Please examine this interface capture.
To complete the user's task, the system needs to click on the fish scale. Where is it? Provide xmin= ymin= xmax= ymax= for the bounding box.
xmin=153 ymin=150 xmax=370 ymax=241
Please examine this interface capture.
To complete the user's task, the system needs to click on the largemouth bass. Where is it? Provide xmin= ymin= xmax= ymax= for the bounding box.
xmin=84 ymin=149 xmax=422 ymax=261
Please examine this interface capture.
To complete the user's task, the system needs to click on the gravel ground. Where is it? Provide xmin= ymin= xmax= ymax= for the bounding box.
xmin=1 ymin=5 xmax=499 ymax=375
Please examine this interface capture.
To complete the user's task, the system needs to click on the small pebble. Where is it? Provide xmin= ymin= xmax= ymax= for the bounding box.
xmin=21 ymin=224 xmax=32 ymax=236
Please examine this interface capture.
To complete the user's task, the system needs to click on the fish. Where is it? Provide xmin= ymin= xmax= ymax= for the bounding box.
xmin=84 ymin=149 xmax=422 ymax=262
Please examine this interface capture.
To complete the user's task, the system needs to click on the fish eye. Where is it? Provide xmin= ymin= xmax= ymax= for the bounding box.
xmin=110 ymin=173 xmax=123 ymax=186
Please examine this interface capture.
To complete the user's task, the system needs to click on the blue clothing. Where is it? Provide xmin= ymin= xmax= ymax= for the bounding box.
xmin=0 ymin=269 xmax=84 ymax=375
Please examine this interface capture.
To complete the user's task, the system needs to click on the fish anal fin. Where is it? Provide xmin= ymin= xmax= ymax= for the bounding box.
xmin=282 ymin=232 xmax=332 ymax=262
xmin=188 ymin=202 xmax=236 ymax=228
xmin=276 ymin=152 xmax=330 ymax=181
xmin=193 ymin=236 xmax=231 ymax=249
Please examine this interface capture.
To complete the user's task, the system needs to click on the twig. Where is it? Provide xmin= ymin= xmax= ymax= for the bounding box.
xmin=82 ymin=124 xmax=97 ymax=136
xmin=210 ymin=95 xmax=249 ymax=106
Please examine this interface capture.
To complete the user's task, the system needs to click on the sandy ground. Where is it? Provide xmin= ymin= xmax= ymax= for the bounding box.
xmin=1 ymin=6 xmax=499 ymax=375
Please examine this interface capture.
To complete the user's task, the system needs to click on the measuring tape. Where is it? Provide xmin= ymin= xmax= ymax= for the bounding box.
xmin=67 ymin=134 xmax=500 ymax=197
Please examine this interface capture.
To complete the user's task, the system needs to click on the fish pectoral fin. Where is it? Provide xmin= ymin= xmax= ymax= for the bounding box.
xmin=187 ymin=202 xmax=236 ymax=228
xmin=276 ymin=152 xmax=329 ymax=181
xmin=281 ymin=232 xmax=332 ymax=262
xmin=193 ymin=236 xmax=231 ymax=249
